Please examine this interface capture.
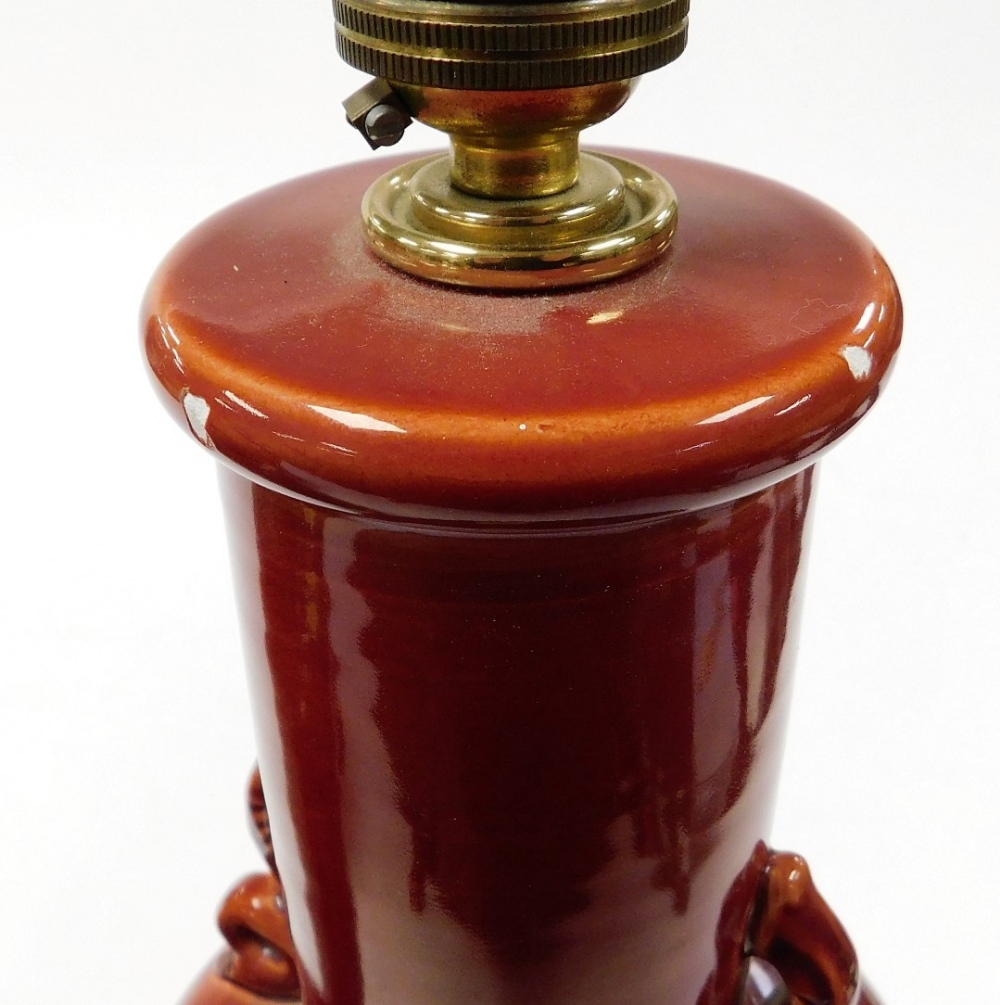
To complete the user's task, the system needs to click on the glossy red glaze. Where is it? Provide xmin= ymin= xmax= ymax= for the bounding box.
xmin=143 ymin=150 xmax=901 ymax=1005
xmin=143 ymin=151 xmax=900 ymax=521
xmin=217 ymin=872 xmax=298 ymax=999
xmin=220 ymin=465 xmax=811 ymax=1004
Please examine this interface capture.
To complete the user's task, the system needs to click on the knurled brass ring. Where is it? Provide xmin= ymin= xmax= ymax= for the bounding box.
xmin=335 ymin=0 xmax=689 ymax=90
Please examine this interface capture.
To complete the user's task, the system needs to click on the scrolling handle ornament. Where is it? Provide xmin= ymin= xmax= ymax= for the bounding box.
xmin=746 ymin=850 xmax=861 ymax=1005
xmin=201 ymin=782 xmax=867 ymax=1005
xmin=702 ymin=841 xmax=868 ymax=1005
xmin=216 ymin=768 xmax=300 ymax=1000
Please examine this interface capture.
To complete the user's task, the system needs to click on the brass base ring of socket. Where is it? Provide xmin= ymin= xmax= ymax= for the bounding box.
xmin=361 ymin=152 xmax=678 ymax=290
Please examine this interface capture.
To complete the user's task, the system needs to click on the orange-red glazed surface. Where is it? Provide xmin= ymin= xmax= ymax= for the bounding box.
xmin=145 ymin=150 xmax=900 ymax=1005
xmin=144 ymin=151 xmax=900 ymax=521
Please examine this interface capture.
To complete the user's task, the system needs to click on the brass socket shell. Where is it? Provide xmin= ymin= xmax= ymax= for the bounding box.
xmin=334 ymin=0 xmax=689 ymax=90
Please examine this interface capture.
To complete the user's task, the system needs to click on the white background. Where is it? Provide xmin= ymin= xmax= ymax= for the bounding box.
xmin=2 ymin=1 xmax=997 ymax=1002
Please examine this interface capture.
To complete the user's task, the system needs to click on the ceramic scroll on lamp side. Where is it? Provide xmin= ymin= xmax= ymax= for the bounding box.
xmin=141 ymin=3 xmax=902 ymax=1005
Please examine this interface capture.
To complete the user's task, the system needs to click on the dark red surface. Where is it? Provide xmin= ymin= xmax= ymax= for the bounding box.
xmin=221 ymin=466 xmax=813 ymax=1004
xmin=144 ymin=151 xmax=901 ymax=1005
xmin=143 ymin=150 xmax=900 ymax=519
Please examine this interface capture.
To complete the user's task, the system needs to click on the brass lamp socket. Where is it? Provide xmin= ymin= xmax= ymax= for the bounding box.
xmin=334 ymin=0 xmax=691 ymax=289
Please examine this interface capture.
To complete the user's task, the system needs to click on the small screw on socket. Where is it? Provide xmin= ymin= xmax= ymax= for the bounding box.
xmin=343 ymin=78 xmax=412 ymax=150
xmin=363 ymin=104 xmax=409 ymax=148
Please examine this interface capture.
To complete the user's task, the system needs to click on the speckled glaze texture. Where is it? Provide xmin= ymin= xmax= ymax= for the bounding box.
xmin=144 ymin=150 xmax=901 ymax=1005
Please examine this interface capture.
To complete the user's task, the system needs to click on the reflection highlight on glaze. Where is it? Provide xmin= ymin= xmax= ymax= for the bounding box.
xmin=221 ymin=468 xmax=814 ymax=1005
xmin=853 ymin=300 xmax=877 ymax=334
xmin=155 ymin=317 xmax=185 ymax=374
xmin=698 ymin=396 xmax=773 ymax=426
xmin=774 ymin=394 xmax=811 ymax=418
xmin=320 ymin=442 xmax=359 ymax=456
xmin=223 ymin=390 xmax=269 ymax=419
xmin=309 ymin=405 xmax=407 ymax=434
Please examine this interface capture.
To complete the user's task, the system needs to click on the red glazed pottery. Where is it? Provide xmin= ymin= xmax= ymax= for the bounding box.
xmin=143 ymin=150 xmax=901 ymax=1005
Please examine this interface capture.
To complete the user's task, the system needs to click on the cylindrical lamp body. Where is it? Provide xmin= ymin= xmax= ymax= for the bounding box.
xmin=220 ymin=466 xmax=811 ymax=1005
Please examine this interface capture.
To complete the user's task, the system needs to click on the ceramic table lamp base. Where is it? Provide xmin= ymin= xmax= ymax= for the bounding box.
xmin=144 ymin=148 xmax=900 ymax=1005
xmin=143 ymin=3 xmax=901 ymax=1002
